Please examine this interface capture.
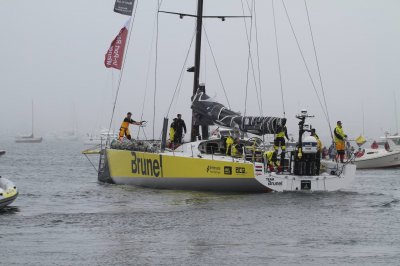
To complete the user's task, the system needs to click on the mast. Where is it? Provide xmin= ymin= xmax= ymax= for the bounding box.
xmin=395 ymin=91 xmax=399 ymax=134
xmin=31 ymin=100 xmax=34 ymax=137
xmin=190 ymin=0 xmax=204 ymax=142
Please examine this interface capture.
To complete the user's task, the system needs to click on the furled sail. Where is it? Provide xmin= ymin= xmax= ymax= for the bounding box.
xmin=191 ymin=91 xmax=285 ymax=135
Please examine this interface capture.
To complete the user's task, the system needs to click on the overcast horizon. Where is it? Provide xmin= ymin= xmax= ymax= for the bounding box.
xmin=1 ymin=0 xmax=399 ymax=145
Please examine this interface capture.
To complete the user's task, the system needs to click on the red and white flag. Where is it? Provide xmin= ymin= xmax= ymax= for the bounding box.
xmin=104 ymin=19 xmax=131 ymax=70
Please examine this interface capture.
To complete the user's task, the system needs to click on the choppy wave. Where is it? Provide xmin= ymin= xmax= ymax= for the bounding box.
xmin=1 ymin=140 xmax=400 ymax=265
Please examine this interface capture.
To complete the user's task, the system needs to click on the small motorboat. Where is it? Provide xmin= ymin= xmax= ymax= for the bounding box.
xmin=0 ymin=176 xmax=18 ymax=209
xmin=353 ymin=148 xmax=400 ymax=169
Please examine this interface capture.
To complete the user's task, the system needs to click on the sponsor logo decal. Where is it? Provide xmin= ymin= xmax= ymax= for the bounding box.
xmin=206 ymin=165 xmax=221 ymax=174
xmin=301 ymin=180 xmax=311 ymax=190
xmin=235 ymin=167 xmax=246 ymax=174
xmin=224 ymin=166 xmax=232 ymax=175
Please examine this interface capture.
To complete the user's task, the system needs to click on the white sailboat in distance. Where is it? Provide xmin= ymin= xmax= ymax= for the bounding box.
xmin=15 ymin=101 xmax=42 ymax=143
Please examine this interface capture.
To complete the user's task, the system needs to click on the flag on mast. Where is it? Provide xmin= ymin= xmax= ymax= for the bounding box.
xmin=104 ymin=19 xmax=131 ymax=70
xmin=114 ymin=0 xmax=135 ymax=16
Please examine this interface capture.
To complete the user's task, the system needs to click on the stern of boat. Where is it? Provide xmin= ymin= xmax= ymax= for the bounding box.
xmin=255 ymin=162 xmax=356 ymax=192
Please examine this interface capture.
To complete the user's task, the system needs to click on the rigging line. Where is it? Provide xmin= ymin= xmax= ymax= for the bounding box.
xmin=171 ymin=53 xmax=190 ymax=117
xmin=281 ymin=0 xmax=329 ymax=123
xmin=240 ymin=0 xmax=262 ymax=116
xmin=202 ymin=25 xmax=231 ymax=109
xmin=244 ymin=0 xmax=252 ymax=13
xmin=304 ymin=0 xmax=333 ymax=139
xmin=107 ymin=0 xmax=139 ymax=145
xmin=247 ymin=1 xmax=263 ymax=114
xmin=253 ymin=0 xmax=264 ymax=116
xmin=137 ymin=0 xmax=160 ymax=139
xmin=252 ymin=0 xmax=266 ymax=149
xmin=272 ymin=0 xmax=286 ymax=117
xmin=242 ymin=0 xmax=263 ymax=115
xmin=240 ymin=0 xmax=251 ymax=117
xmin=171 ymin=69 xmax=185 ymax=115
xmin=203 ymin=26 xmax=207 ymax=86
xmin=165 ymin=27 xmax=197 ymax=117
xmin=153 ymin=0 xmax=162 ymax=141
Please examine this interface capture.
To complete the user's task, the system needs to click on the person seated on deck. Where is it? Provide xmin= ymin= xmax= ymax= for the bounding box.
xmin=355 ymin=148 xmax=365 ymax=157
xmin=371 ymin=140 xmax=378 ymax=149
xmin=384 ymin=142 xmax=390 ymax=151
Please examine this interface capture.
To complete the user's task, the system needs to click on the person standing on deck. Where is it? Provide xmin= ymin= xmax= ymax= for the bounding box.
xmin=118 ymin=112 xmax=143 ymax=141
xmin=174 ymin=114 xmax=187 ymax=144
xmin=334 ymin=120 xmax=347 ymax=163
xmin=311 ymin=128 xmax=322 ymax=174
xmin=273 ymin=118 xmax=289 ymax=172
xmin=169 ymin=118 xmax=177 ymax=148
xmin=226 ymin=135 xmax=234 ymax=156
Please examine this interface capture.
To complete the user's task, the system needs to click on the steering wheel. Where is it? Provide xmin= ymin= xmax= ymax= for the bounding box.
xmin=247 ymin=137 xmax=263 ymax=148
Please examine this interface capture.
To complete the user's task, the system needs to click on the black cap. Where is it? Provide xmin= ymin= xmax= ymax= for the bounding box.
xmin=127 ymin=112 xmax=132 ymax=115
xmin=337 ymin=121 xmax=342 ymax=124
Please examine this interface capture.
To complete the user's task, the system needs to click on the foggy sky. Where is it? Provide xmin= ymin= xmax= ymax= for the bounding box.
xmin=0 ymin=0 xmax=399 ymax=145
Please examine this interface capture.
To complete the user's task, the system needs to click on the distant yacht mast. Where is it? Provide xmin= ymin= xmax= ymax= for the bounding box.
xmin=395 ymin=91 xmax=399 ymax=134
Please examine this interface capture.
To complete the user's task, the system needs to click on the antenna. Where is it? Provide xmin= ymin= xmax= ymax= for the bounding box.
xmin=362 ymin=101 xmax=365 ymax=136
xmin=395 ymin=91 xmax=399 ymax=134
xmin=31 ymin=99 xmax=34 ymax=137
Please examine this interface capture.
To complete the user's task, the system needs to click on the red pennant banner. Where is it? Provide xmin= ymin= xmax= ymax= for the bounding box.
xmin=104 ymin=24 xmax=129 ymax=70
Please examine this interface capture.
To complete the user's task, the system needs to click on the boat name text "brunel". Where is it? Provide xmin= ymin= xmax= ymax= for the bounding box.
xmin=131 ymin=152 xmax=161 ymax=177
xmin=266 ymin=177 xmax=283 ymax=186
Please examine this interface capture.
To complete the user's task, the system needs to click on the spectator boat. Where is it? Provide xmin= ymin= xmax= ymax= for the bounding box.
xmin=0 ymin=176 xmax=18 ymax=209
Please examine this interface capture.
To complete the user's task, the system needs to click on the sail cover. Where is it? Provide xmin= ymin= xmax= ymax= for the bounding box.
xmin=114 ymin=0 xmax=135 ymax=16
xmin=191 ymin=91 xmax=285 ymax=135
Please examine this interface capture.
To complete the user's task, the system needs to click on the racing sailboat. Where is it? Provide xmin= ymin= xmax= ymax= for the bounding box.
xmin=15 ymin=101 xmax=42 ymax=143
xmin=96 ymin=0 xmax=355 ymax=192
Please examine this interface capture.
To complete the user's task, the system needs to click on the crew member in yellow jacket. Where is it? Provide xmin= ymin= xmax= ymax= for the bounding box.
xmin=333 ymin=120 xmax=347 ymax=163
xmin=118 ymin=112 xmax=143 ymax=141
xmin=169 ymin=118 xmax=177 ymax=148
xmin=273 ymin=118 xmax=289 ymax=172
xmin=264 ymin=150 xmax=279 ymax=172
xmin=231 ymin=138 xmax=242 ymax=157
xmin=311 ymin=128 xmax=322 ymax=173
xmin=226 ymin=136 xmax=234 ymax=156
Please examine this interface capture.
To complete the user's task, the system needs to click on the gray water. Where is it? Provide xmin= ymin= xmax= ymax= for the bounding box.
xmin=0 ymin=139 xmax=399 ymax=265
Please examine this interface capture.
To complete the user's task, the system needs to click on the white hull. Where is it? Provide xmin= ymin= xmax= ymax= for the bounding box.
xmin=56 ymin=135 xmax=79 ymax=141
xmin=354 ymin=149 xmax=400 ymax=169
xmin=0 ymin=177 xmax=18 ymax=209
xmin=255 ymin=163 xmax=356 ymax=192
xmin=15 ymin=137 xmax=43 ymax=143
xmin=84 ymin=138 xmax=106 ymax=146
